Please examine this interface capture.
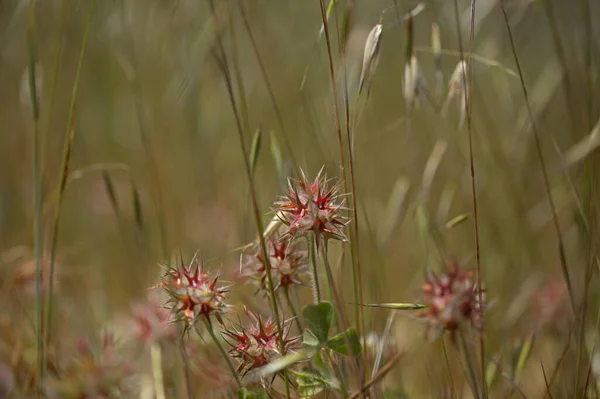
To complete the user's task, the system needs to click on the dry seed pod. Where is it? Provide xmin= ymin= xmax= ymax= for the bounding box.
xmin=358 ymin=23 xmax=383 ymax=95
xmin=441 ymin=60 xmax=469 ymax=123
xmin=403 ymin=55 xmax=426 ymax=110
xmin=20 ymin=64 xmax=43 ymax=110
xmin=431 ymin=23 xmax=443 ymax=95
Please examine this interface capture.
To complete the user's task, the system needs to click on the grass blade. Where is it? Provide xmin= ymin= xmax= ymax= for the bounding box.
xmin=44 ymin=1 xmax=96 ymax=385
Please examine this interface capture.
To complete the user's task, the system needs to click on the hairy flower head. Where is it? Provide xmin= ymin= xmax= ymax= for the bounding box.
xmin=419 ymin=258 xmax=483 ymax=341
xmin=223 ymin=310 xmax=299 ymax=377
xmin=241 ymin=230 xmax=309 ymax=294
xmin=157 ymin=255 xmax=230 ymax=326
xmin=275 ymin=167 xmax=348 ymax=244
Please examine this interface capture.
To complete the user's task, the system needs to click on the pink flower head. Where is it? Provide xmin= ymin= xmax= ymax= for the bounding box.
xmin=47 ymin=333 xmax=134 ymax=398
xmin=241 ymin=230 xmax=309 ymax=294
xmin=275 ymin=168 xmax=348 ymax=244
xmin=419 ymin=258 xmax=484 ymax=341
xmin=223 ymin=310 xmax=299 ymax=377
xmin=157 ymin=255 xmax=230 ymax=326
xmin=130 ymin=297 xmax=175 ymax=344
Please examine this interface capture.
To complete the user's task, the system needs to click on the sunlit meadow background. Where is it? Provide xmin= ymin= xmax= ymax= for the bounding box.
xmin=1 ymin=0 xmax=600 ymax=397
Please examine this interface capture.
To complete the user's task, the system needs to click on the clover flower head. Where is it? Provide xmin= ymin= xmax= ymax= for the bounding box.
xmin=223 ymin=310 xmax=299 ymax=377
xmin=419 ymin=258 xmax=484 ymax=341
xmin=157 ymin=255 xmax=230 ymax=326
xmin=275 ymin=167 xmax=349 ymax=244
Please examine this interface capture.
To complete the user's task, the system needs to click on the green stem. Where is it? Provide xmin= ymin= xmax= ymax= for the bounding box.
xmin=26 ymin=2 xmax=43 ymax=396
xmin=202 ymin=317 xmax=243 ymax=389
xmin=206 ymin=2 xmax=290 ymax=396
xmin=321 ymin=240 xmax=352 ymax=395
xmin=150 ymin=342 xmax=166 ymax=399
xmin=458 ymin=329 xmax=481 ymax=399
xmin=309 ymin=234 xmax=321 ymax=304
xmin=284 ymin=287 xmax=303 ymax=334
xmin=44 ymin=0 xmax=96 ymax=383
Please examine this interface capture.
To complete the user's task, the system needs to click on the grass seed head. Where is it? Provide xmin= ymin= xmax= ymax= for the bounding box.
xmin=403 ymin=55 xmax=426 ymax=110
xmin=358 ymin=23 xmax=383 ymax=95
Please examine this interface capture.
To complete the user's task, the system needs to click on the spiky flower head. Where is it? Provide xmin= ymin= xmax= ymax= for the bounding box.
xmin=419 ymin=258 xmax=483 ymax=341
xmin=241 ymin=229 xmax=309 ymax=294
xmin=223 ymin=310 xmax=299 ymax=377
xmin=46 ymin=333 xmax=134 ymax=398
xmin=157 ymin=255 xmax=230 ymax=326
xmin=129 ymin=296 xmax=176 ymax=345
xmin=275 ymin=167 xmax=348 ymax=244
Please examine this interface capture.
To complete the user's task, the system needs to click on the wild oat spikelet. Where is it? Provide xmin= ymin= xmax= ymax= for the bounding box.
xmin=431 ymin=22 xmax=443 ymax=95
xmin=358 ymin=23 xmax=383 ymax=95
xmin=275 ymin=167 xmax=349 ymax=245
xmin=419 ymin=258 xmax=483 ymax=341
xmin=403 ymin=55 xmax=427 ymax=110
xmin=442 ymin=60 xmax=469 ymax=127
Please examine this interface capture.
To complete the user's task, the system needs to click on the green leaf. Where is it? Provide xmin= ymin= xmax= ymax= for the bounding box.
xmin=238 ymin=388 xmax=268 ymax=399
xmin=102 ymin=171 xmax=119 ymax=214
xmin=444 ymin=213 xmax=471 ymax=230
xmin=303 ymin=328 xmax=320 ymax=347
xmin=515 ymin=334 xmax=535 ymax=381
xmin=485 ymin=359 xmax=500 ymax=390
xmin=358 ymin=303 xmax=426 ymax=310
xmin=249 ymin=127 xmax=262 ymax=176
xmin=295 ymin=372 xmax=325 ymax=397
xmin=270 ymin=131 xmax=284 ymax=188
xmin=416 ymin=204 xmax=430 ymax=245
xmin=259 ymin=347 xmax=317 ymax=378
xmin=131 ymin=183 xmax=144 ymax=230
xmin=302 ymin=302 xmax=334 ymax=343
xmin=289 ymin=369 xmax=341 ymax=398
xmin=326 ymin=328 xmax=361 ymax=356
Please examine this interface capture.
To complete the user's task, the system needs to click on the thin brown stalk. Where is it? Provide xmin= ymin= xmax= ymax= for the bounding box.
xmin=120 ymin=0 xmax=169 ymax=258
xmin=452 ymin=0 xmax=485 ymax=395
xmin=577 ymin=0 xmax=594 ymax=131
xmin=178 ymin=331 xmax=194 ymax=399
xmin=237 ymin=1 xmax=299 ymax=172
xmin=442 ymin=338 xmax=457 ymax=398
xmin=26 ymin=2 xmax=43 ymax=395
xmin=500 ymin=0 xmax=575 ymax=312
xmin=44 ymin=0 xmax=95 ymax=383
xmin=318 ymin=0 xmax=366 ymax=383
xmin=458 ymin=330 xmax=481 ymax=399
xmin=207 ymin=1 xmax=290 ymax=396
xmin=541 ymin=361 xmax=554 ymax=399
xmin=348 ymin=351 xmax=403 ymax=399
xmin=539 ymin=328 xmax=572 ymax=399
xmin=541 ymin=0 xmax=578 ymax=136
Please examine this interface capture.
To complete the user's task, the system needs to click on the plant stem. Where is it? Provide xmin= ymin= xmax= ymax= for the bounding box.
xmin=309 ymin=234 xmax=321 ymax=304
xmin=151 ymin=342 xmax=166 ymax=399
xmin=44 ymin=0 xmax=96 ymax=383
xmin=458 ymin=330 xmax=481 ymax=399
xmin=202 ymin=317 xmax=242 ymax=389
xmin=284 ymin=287 xmax=303 ymax=334
xmin=26 ymin=2 xmax=43 ymax=396
xmin=206 ymin=1 xmax=290 ymax=396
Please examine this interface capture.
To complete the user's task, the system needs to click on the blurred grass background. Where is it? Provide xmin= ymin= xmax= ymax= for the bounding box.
xmin=1 ymin=0 xmax=600 ymax=397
